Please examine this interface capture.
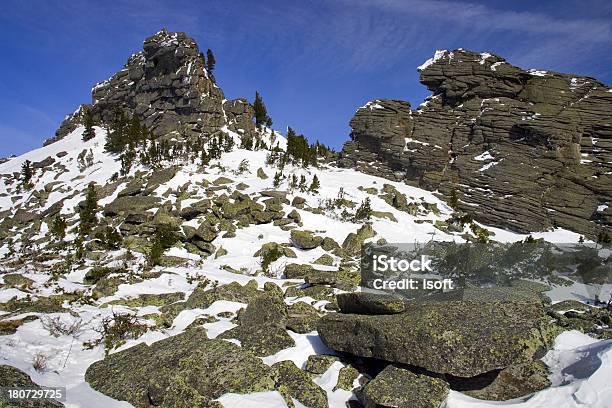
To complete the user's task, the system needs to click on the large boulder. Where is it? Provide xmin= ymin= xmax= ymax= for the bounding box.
xmin=104 ymin=195 xmax=160 ymax=217
xmin=318 ymin=299 xmax=557 ymax=377
xmin=85 ymin=328 xmax=275 ymax=407
xmin=220 ymin=293 xmax=294 ymax=356
xmin=342 ymin=224 xmax=376 ymax=256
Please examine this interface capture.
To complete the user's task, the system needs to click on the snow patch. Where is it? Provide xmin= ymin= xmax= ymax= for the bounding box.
xmin=418 ymin=50 xmax=449 ymax=71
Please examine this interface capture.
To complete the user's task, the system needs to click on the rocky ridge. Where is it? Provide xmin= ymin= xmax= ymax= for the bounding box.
xmin=339 ymin=49 xmax=612 ymax=239
xmin=47 ymin=29 xmax=256 ymax=145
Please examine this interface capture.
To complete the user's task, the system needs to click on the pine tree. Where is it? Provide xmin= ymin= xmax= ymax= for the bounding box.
xmin=149 ymin=237 xmax=164 ymax=267
xmin=127 ymin=115 xmax=143 ymax=146
xmin=206 ymin=49 xmax=216 ymax=78
xmin=241 ymin=135 xmax=254 ymax=150
xmin=105 ymin=109 xmax=129 ymax=154
xmin=308 ymin=145 xmax=318 ymax=167
xmin=50 ymin=216 xmax=67 ymax=241
xmin=201 ymin=149 xmax=210 ymax=166
xmin=354 ymin=197 xmax=373 ymax=221
xmin=82 ymin=107 xmax=96 ymax=141
xmin=298 ymin=175 xmax=307 ymax=192
xmin=21 ymin=160 xmax=33 ymax=188
xmin=289 ymin=174 xmax=298 ymax=191
xmin=253 ymin=91 xmax=271 ymax=128
xmin=449 ymin=188 xmax=459 ymax=209
xmin=308 ymin=175 xmax=320 ymax=194
xmin=120 ymin=146 xmax=136 ymax=175
xmin=79 ymin=183 xmax=98 ymax=236
xmin=223 ymin=134 xmax=235 ymax=152
xmin=208 ymin=138 xmax=221 ymax=159
xmin=273 ymin=171 xmax=283 ymax=188
xmin=148 ymin=225 xmax=179 ymax=266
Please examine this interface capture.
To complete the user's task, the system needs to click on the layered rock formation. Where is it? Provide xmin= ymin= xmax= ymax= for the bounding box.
xmin=339 ymin=49 xmax=612 ymax=238
xmin=47 ymin=29 xmax=255 ymax=145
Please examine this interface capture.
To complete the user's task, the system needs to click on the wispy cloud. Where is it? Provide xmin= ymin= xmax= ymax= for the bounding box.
xmin=330 ymin=0 xmax=612 ymax=72
xmin=354 ymin=0 xmax=611 ymax=41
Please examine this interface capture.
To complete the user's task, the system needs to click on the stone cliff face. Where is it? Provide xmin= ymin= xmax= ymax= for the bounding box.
xmin=47 ymin=29 xmax=255 ymax=145
xmin=339 ymin=49 xmax=611 ymax=238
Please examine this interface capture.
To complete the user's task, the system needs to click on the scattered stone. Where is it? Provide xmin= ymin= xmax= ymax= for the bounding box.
xmin=290 ymin=230 xmax=323 ymax=250
xmin=291 ymin=196 xmax=306 ymax=208
xmin=286 ymin=301 xmax=321 ymax=333
xmin=284 ymin=263 xmax=317 ymax=279
xmin=212 ymin=176 xmax=233 ymax=185
xmin=2 ymin=273 xmax=34 ymax=288
xmin=220 ymin=293 xmax=294 ymax=356
xmin=305 ymin=355 xmax=340 ymax=375
xmin=342 ymin=224 xmax=376 ymax=256
xmin=465 ymin=361 xmax=551 ymax=401
xmin=257 ymin=167 xmax=268 ymax=179
xmin=0 ymin=315 xmax=37 ymax=335
xmin=103 ymin=292 xmax=184 ymax=308
xmin=254 ymin=242 xmax=297 ymax=259
xmin=334 ymin=365 xmax=360 ymax=391
xmin=358 ymin=365 xmax=449 ymax=408
xmin=287 ymin=209 xmax=301 ymax=223
xmin=313 ymin=254 xmax=334 ymax=266
xmin=272 ymin=360 xmax=329 ymax=408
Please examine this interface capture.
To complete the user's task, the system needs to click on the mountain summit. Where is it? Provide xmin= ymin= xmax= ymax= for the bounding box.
xmin=47 ymin=29 xmax=255 ymax=146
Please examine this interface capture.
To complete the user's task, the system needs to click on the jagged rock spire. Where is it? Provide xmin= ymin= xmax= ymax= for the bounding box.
xmin=48 ymin=29 xmax=255 ymax=145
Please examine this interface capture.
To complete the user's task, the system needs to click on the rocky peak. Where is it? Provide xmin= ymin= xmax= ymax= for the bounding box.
xmin=47 ymin=29 xmax=255 ymax=145
xmin=340 ymin=49 xmax=612 ymax=239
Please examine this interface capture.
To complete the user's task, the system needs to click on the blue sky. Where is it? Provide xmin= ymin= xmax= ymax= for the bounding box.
xmin=0 ymin=0 xmax=611 ymax=157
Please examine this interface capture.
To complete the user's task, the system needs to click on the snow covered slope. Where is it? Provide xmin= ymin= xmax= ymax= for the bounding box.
xmin=0 ymin=126 xmax=608 ymax=408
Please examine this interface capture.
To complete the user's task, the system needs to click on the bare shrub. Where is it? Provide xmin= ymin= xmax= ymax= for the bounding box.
xmin=41 ymin=316 xmax=83 ymax=337
xmin=32 ymin=352 xmax=47 ymax=372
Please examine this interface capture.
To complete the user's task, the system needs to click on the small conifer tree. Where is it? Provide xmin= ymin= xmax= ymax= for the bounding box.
xmin=241 ymin=135 xmax=254 ymax=150
xmin=308 ymin=175 xmax=320 ymax=194
xmin=298 ymin=175 xmax=307 ymax=192
xmin=50 ymin=215 xmax=67 ymax=241
xmin=354 ymin=197 xmax=373 ymax=221
xmin=223 ymin=134 xmax=235 ymax=152
xmin=82 ymin=107 xmax=96 ymax=141
xmin=21 ymin=160 xmax=33 ymax=188
xmin=79 ymin=183 xmax=98 ymax=236
xmin=206 ymin=49 xmax=216 ymax=78
xmin=253 ymin=91 xmax=271 ymax=128
xmin=273 ymin=171 xmax=283 ymax=188
xmin=289 ymin=174 xmax=298 ymax=191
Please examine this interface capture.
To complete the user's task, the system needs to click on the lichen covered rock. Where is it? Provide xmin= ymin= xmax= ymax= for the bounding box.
xmin=358 ymin=365 xmax=449 ymax=408
xmin=85 ymin=328 xmax=275 ymax=407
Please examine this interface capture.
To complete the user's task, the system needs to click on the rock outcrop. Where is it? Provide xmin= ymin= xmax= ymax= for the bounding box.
xmin=339 ymin=49 xmax=612 ymax=239
xmin=47 ymin=29 xmax=255 ymax=145
xmin=318 ymin=298 xmax=556 ymax=378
